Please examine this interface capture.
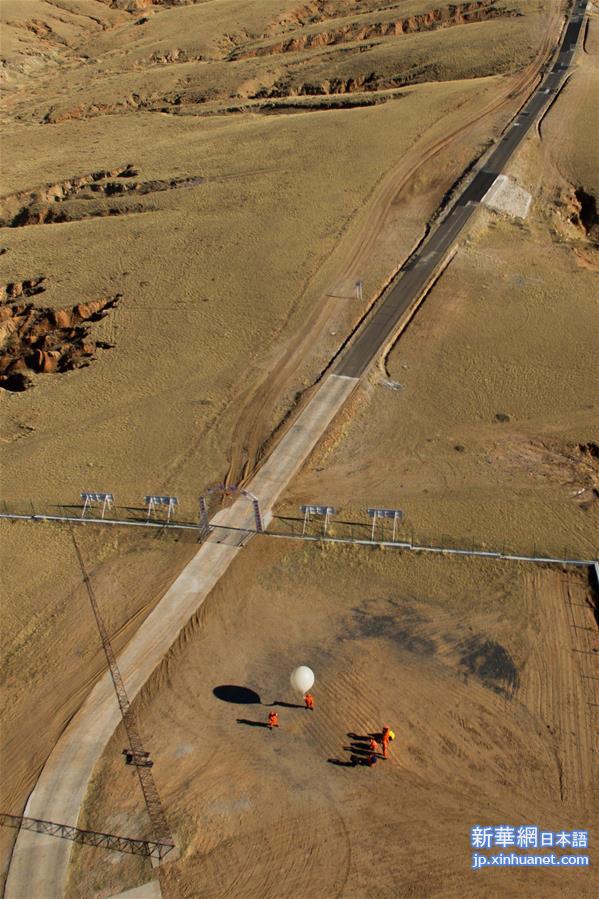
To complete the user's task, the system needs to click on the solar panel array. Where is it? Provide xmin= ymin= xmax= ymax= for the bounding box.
xmin=81 ymin=492 xmax=114 ymax=503
xmin=367 ymin=508 xmax=404 ymax=520
xmin=300 ymin=504 xmax=336 ymax=516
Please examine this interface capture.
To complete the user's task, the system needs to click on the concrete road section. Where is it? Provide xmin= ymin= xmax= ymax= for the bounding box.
xmin=108 ymin=881 xmax=162 ymax=899
xmin=5 ymin=374 xmax=357 ymax=899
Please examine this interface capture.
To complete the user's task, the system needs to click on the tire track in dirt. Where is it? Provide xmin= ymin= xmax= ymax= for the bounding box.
xmin=518 ymin=569 xmax=598 ymax=813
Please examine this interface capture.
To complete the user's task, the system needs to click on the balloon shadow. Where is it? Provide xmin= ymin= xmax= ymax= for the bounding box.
xmin=213 ymin=685 xmax=261 ymax=704
xmin=236 ymin=718 xmax=270 ymax=728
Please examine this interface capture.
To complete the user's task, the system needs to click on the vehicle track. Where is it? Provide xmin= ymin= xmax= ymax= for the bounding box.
xmin=519 ymin=569 xmax=598 ymax=812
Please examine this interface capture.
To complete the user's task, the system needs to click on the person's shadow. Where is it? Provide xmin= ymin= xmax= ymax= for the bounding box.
xmin=236 ymin=718 xmax=270 ymax=728
xmin=328 ymin=755 xmax=373 ymax=768
xmin=348 ymin=731 xmax=382 ymax=741
xmin=345 ymin=742 xmax=373 ymax=757
xmin=268 ymin=700 xmax=304 ymax=708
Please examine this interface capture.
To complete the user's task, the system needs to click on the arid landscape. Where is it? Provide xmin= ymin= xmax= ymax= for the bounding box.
xmin=1 ymin=0 xmax=597 ymax=897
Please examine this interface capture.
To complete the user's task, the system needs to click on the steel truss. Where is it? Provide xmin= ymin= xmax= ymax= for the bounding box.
xmin=0 ymin=813 xmax=173 ymax=859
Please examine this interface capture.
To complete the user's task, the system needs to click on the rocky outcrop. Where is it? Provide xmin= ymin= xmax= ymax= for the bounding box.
xmin=0 ymin=291 xmax=121 ymax=391
xmin=0 ymin=167 xmax=202 ymax=228
xmin=234 ymin=1 xmax=519 ymax=59
xmin=0 ymin=166 xmax=135 ymax=227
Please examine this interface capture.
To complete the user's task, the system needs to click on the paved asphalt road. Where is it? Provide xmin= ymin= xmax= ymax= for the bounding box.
xmin=335 ymin=0 xmax=589 ymax=379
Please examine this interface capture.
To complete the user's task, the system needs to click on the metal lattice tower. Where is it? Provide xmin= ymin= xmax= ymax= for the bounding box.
xmin=71 ymin=533 xmax=174 ymax=851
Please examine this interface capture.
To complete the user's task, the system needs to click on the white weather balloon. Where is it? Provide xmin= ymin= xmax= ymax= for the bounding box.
xmin=290 ymin=666 xmax=314 ymax=694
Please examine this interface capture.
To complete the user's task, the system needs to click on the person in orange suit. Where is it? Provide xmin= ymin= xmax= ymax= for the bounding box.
xmin=268 ymin=711 xmax=279 ymax=729
xmin=368 ymin=737 xmax=379 ymax=755
xmin=304 ymin=692 xmax=315 ymax=710
xmin=381 ymin=726 xmax=394 ymax=758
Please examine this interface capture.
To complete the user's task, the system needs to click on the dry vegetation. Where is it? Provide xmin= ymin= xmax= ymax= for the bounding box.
xmin=283 ymin=13 xmax=599 ymax=561
xmin=1 ymin=0 xmax=557 ymax=508
xmin=1 ymin=0 xmax=597 ymax=896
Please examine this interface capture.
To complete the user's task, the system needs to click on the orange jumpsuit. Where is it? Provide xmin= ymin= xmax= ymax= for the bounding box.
xmin=268 ymin=711 xmax=279 ymax=729
xmin=369 ymin=738 xmax=379 ymax=754
xmin=381 ymin=727 xmax=391 ymax=758
xmin=304 ymin=693 xmax=314 ymax=710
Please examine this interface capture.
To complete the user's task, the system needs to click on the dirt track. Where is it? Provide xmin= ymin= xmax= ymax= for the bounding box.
xmin=521 ymin=570 xmax=598 ymax=808
xmin=224 ymin=0 xmax=565 ymax=489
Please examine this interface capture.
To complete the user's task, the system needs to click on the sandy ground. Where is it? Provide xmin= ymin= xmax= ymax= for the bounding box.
xmin=64 ymin=539 xmax=598 ymax=897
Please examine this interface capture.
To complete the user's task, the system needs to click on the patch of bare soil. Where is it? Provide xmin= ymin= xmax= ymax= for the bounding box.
xmin=207 ymin=90 xmax=404 ymax=116
xmin=108 ymin=0 xmax=207 ymax=11
xmin=63 ymin=544 xmax=598 ymax=898
xmin=234 ymin=0 xmax=520 ymax=60
xmin=0 ymin=164 xmax=204 ymax=227
xmin=0 ymin=287 xmax=120 ymax=391
xmin=550 ymin=182 xmax=599 ymax=264
xmin=0 ymin=165 xmax=134 ymax=223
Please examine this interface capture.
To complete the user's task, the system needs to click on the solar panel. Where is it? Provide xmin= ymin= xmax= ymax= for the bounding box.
xmin=81 ymin=491 xmax=114 ymax=519
xmin=367 ymin=508 xmax=403 ymax=520
xmin=300 ymin=504 xmax=336 ymax=516
xmin=144 ymin=496 xmax=178 ymax=506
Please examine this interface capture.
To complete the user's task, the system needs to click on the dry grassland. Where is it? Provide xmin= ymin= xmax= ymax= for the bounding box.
xmin=0 ymin=74 xmax=516 ymax=509
xmin=284 ymin=15 xmax=599 ymax=560
xmin=1 ymin=0 xmax=594 ymax=894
